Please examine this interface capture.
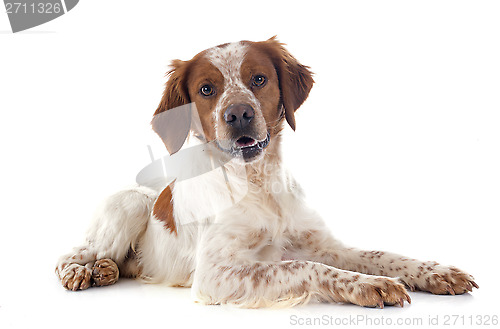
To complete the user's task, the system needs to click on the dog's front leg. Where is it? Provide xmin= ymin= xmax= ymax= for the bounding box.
xmin=290 ymin=228 xmax=478 ymax=295
xmin=191 ymin=224 xmax=410 ymax=308
xmin=329 ymin=248 xmax=478 ymax=295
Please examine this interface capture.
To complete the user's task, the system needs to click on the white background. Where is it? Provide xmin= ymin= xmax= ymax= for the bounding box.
xmin=1 ymin=1 xmax=499 ymax=328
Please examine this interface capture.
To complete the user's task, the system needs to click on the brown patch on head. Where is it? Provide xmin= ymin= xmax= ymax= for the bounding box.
xmin=150 ymin=51 xmax=224 ymax=154
xmin=152 ymin=60 xmax=192 ymax=154
xmin=152 ymin=182 xmax=176 ymax=234
xmin=252 ymin=37 xmax=314 ymax=131
xmin=155 ymin=60 xmax=191 ymax=115
xmin=239 ymin=44 xmax=282 ymax=137
xmin=185 ymin=56 xmax=224 ymax=142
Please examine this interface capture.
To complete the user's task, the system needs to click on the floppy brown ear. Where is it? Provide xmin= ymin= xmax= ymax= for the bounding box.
xmin=151 ymin=60 xmax=192 ymax=154
xmin=258 ymin=37 xmax=314 ymax=130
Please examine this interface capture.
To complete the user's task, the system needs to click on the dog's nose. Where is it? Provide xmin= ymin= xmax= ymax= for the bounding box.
xmin=224 ymin=104 xmax=255 ymax=129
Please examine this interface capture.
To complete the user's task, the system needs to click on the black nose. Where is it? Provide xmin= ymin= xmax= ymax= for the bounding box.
xmin=224 ymin=104 xmax=255 ymax=129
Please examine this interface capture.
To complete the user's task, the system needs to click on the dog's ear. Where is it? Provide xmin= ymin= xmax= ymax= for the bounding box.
xmin=151 ymin=60 xmax=192 ymax=155
xmin=258 ymin=37 xmax=314 ymax=130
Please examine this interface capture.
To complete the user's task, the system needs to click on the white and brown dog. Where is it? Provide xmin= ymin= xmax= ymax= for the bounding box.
xmin=56 ymin=37 xmax=477 ymax=308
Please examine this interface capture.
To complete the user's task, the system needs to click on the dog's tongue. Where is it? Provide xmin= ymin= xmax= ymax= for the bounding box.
xmin=236 ymin=136 xmax=257 ymax=148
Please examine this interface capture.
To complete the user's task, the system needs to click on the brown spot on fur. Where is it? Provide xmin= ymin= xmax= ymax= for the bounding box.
xmin=320 ymin=280 xmax=330 ymax=290
xmin=247 ymin=229 xmax=266 ymax=249
xmin=251 ymin=266 xmax=267 ymax=288
xmin=291 ymin=262 xmax=305 ymax=270
xmin=339 ymin=278 xmax=351 ymax=285
xmin=152 ymin=182 xmax=176 ymax=235
xmin=302 ymin=231 xmax=313 ymax=240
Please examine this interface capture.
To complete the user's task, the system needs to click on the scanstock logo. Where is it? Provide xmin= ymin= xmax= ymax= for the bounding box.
xmin=4 ymin=0 xmax=79 ymax=33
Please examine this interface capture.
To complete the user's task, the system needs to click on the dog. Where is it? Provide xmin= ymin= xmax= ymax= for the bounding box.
xmin=56 ymin=37 xmax=478 ymax=308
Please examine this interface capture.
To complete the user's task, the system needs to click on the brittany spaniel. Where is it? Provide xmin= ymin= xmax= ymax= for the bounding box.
xmin=56 ymin=37 xmax=478 ymax=308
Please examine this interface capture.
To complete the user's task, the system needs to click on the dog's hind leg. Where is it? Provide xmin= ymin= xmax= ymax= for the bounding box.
xmin=55 ymin=186 xmax=157 ymax=291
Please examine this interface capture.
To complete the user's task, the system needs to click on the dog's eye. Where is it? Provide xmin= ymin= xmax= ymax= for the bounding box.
xmin=252 ymin=75 xmax=267 ymax=87
xmin=200 ymin=84 xmax=215 ymax=97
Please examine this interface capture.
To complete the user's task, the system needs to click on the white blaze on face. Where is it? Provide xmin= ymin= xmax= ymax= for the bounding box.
xmin=205 ymin=42 xmax=261 ymax=141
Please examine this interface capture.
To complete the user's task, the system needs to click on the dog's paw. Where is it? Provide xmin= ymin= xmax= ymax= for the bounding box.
xmin=92 ymin=259 xmax=119 ymax=287
xmin=60 ymin=264 xmax=92 ymax=291
xmin=415 ymin=265 xmax=478 ymax=295
xmin=348 ymin=277 xmax=411 ymax=308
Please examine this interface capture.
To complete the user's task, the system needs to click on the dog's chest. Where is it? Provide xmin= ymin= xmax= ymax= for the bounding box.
xmin=244 ymin=217 xmax=297 ymax=263
xmin=252 ymin=232 xmax=300 ymax=262
xmin=255 ymin=243 xmax=283 ymax=262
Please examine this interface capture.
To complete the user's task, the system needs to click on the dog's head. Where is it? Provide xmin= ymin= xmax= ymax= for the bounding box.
xmin=152 ymin=37 xmax=314 ymax=162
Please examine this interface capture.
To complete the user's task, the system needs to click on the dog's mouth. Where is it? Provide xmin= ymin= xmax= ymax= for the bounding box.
xmin=234 ymin=133 xmax=270 ymax=150
xmin=234 ymin=135 xmax=263 ymax=148
xmin=233 ymin=133 xmax=270 ymax=161
xmin=235 ymin=136 xmax=257 ymax=148
xmin=216 ymin=132 xmax=271 ymax=161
